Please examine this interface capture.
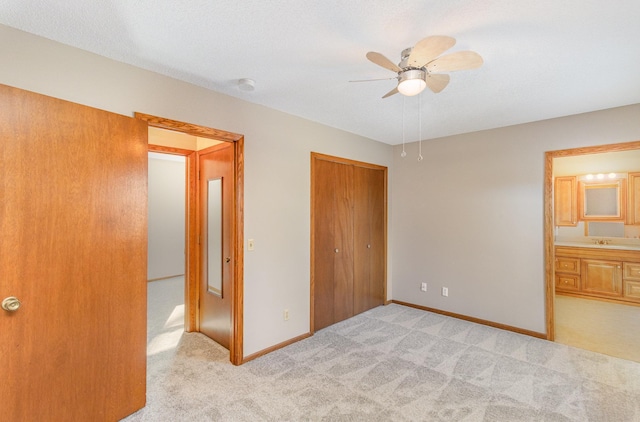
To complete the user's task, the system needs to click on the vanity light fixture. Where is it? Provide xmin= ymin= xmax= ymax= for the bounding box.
xmin=596 ymin=173 xmax=605 ymax=180
xmin=586 ymin=174 xmax=594 ymax=180
xmin=608 ymin=172 xmax=617 ymax=179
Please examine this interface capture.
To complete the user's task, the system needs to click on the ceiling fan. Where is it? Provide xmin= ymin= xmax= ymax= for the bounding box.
xmin=357 ymin=35 xmax=483 ymax=98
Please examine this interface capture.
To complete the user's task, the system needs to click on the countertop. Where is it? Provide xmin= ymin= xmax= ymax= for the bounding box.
xmin=554 ymin=240 xmax=640 ymax=251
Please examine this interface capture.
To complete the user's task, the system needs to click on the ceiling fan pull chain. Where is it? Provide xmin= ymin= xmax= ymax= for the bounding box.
xmin=401 ymin=97 xmax=407 ymax=157
xmin=418 ymin=93 xmax=424 ymax=161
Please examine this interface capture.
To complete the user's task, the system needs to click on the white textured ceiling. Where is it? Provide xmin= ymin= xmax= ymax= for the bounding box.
xmin=1 ymin=1 xmax=639 ymax=145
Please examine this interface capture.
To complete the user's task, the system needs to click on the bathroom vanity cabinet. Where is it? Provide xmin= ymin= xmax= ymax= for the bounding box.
xmin=555 ymin=246 xmax=640 ymax=304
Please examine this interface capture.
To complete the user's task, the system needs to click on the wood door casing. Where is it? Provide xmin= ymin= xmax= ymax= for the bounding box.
xmin=136 ymin=113 xmax=245 ymax=365
xmin=0 ymin=84 xmax=147 ymax=420
xmin=199 ymin=142 xmax=235 ymax=349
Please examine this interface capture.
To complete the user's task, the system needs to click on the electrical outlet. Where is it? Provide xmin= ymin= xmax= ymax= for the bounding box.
xmin=442 ymin=287 xmax=449 ymax=297
xmin=420 ymin=282 xmax=427 ymax=292
xmin=283 ymin=309 xmax=289 ymax=321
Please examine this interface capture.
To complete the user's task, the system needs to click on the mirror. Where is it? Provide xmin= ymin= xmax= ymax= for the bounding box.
xmin=587 ymin=222 xmax=625 ymax=237
xmin=207 ymin=178 xmax=223 ymax=296
xmin=579 ymin=179 xmax=624 ymax=221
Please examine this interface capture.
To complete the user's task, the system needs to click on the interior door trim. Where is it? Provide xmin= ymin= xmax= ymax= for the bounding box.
xmin=138 ymin=113 xmax=245 ymax=366
xmin=544 ymin=139 xmax=640 ymax=341
xmin=147 ymin=145 xmax=198 ymax=332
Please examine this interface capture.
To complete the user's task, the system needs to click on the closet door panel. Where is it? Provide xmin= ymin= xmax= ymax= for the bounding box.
xmin=353 ymin=166 xmax=372 ymax=315
xmin=312 ymin=153 xmax=386 ymax=331
xmin=312 ymin=158 xmax=337 ymax=330
xmin=369 ymin=167 xmax=386 ymax=309
xmin=333 ymin=162 xmax=354 ymax=323
xmin=354 ymin=166 xmax=385 ymax=314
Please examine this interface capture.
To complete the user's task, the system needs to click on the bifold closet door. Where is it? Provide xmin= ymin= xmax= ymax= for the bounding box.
xmin=353 ymin=166 xmax=385 ymax=315
xmin=313 ymin=158 xmax=354 ymax=331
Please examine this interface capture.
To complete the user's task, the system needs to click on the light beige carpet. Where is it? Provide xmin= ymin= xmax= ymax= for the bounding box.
xmin=123 ymin=279 xmax=640 ymax=421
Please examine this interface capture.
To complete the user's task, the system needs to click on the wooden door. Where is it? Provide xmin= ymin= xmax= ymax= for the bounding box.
xmin=312 ymin=154 xmax=385 ymax=331
xmin=0 ymin=84 xmax=147 ymax=420
xmin=312 ymin=157 xmax=354 ymax=331
xmin=554 ymin=176 xmax=577 ymax=226
xmin=198 ymin=142 xmax=234 ymax=349
xmin=353 ymin=166 xmax=385 ymax=314
xmin=582 ymin=259 xmax=623 ymax=297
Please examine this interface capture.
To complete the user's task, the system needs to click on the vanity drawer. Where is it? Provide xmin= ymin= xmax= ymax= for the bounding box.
xmin=624 ymin=263 xmax=640 ymax=281
xmin=624 ymin=281 xmax=640 ymax=301
xmin=555 ymin=274 xmax=580 ymax=291
xmin=555 ymin=257 xmax=580 ymax=275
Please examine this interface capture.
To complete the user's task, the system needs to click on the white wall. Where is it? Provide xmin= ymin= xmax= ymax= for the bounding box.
xmin=0 ymin=25 xmax=393 ymax=356
xmin=392 ymin=105 xmax=640 ymax=333
xmin=148 ymin=153 xmax=186 ymax=280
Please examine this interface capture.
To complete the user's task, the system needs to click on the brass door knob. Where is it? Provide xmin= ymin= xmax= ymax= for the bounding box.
xmin=2 ymin=297 xmax=21 ymax=312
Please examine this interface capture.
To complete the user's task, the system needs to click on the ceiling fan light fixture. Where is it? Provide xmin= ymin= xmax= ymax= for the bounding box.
xmin=397 ymin=69 xmax=426 ymax=96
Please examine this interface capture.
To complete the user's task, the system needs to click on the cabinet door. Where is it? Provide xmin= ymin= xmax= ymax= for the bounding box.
xmin=554 ymin=176 xmax=577 ymax=226
xmin=581 ymin=259 xmax=623 ymax=297
xmin=628 ymin=172 xmax=640 ymax=225
xmin=353 ymin=166 xmax=385 ymax=315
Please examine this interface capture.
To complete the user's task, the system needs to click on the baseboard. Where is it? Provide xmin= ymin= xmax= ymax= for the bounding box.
xmin=147 ymin=274 xmax=184 ymax=282
xmin=391 ymin=300 xmax=547 ymax=340
xmin=242 ymin=332 xmax=312 ymax=364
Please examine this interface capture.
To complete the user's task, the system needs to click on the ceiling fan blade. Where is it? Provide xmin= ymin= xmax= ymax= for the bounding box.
xmin=349 ymin=77 xmax=397 ymax=83
xmin=382 ymin=87 xmax=399 ymax=98
xmin=408 ymin=35 xmax=456 ymax=68
xmin=425 ymin=73 xmax=450 ymax=93
xmin=366 ymin=51 xmax=401 ymax=73
xmin=426 ymin=51 xmax=483 ymax=73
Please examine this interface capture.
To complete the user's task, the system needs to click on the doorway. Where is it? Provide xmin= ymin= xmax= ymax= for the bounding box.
xmin=545 ymin=140 xmax=640 ymax=361
xmin=147 ymin=151 xmax=187 ymax=353
xmin=140 ymin=113 xmax=245 ymax=365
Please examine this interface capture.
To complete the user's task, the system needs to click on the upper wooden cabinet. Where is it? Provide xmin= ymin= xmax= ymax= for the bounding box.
xmin=554 ymin=176 xmax=577 ymax=226
xmin=627 ymin=172 xmax=640 ymax=225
